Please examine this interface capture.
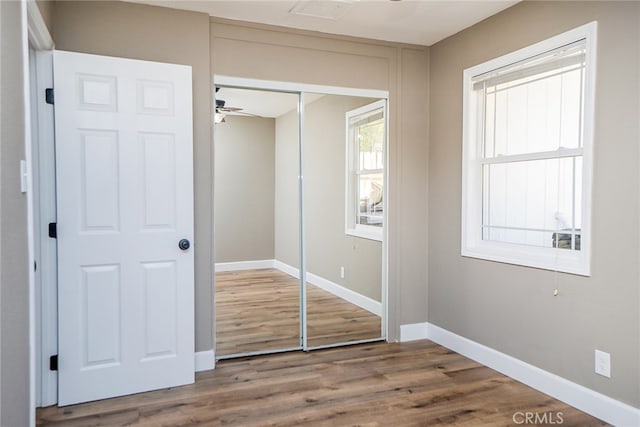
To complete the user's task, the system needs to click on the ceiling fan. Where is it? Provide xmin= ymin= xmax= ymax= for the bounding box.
xmin=214 ymin=87 xmax=265 ymax=124
xmin=215 ymin=98 xmax=243 ymax=114
xmin=214 ymin=87 xmax=241 ymax=124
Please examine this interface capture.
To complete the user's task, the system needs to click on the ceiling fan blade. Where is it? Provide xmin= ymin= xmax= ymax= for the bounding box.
xmin=234 ymin=111 xmax=264 ymax=118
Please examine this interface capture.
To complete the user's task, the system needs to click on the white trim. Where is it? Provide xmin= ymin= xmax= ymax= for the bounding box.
xmin=272 ymin=259 xmax=300 ymax=279
xmin=221 ymin=259 xmax=383 ymax=317
xmin=298 ymin=91 xmax=308 ymax=350
xmin=306 ymin=272 xmax=382 ymax=317
xmin=480 ymin=147 xmax=583 ymax=164
xmin=26 ymin=0 xmax=53 ymax=50
xmin=214 ymin=75 xmax=388 ymax=99
xmin=399 ymin=323 xmax=429 ymax=342
xmin=382 ymin=97 xmax=389 ymax=340
xmin=215 ymin=259 xmax=274 ymax=272
xmin=27 ymin=0 xmax=55 ymax=408
xmin=33 ymin=50 xmax=57 ymax=408
xmin=194 ymin=350 xmax=215 ymax=372
xmin=461 ymin=21 xmax=597 ymax=277
xmin=399 ymin=322 xmax=640 ymax=427
xmin=22 ymin=1 xmax=37 ymax=423
xmin=345 ymin=227 xmax=383 ymax=242
xmin=273 ymin=260 xmax=382 ymax=317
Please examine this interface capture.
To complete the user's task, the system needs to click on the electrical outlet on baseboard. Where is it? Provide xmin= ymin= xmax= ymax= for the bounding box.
xmin=595 ymin=349 xmax=611 ymax=378
xmin=340 ymin=266 xmax=345 ymax=279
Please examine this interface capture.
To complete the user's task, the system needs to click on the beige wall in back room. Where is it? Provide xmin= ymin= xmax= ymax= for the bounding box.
xmin=53 ymin=1 xmax=214 ymax=351
xmin=429 ymin=1 xmax=640 ymax=407
xmin=214 ymin=115 xmax=276 ymax=263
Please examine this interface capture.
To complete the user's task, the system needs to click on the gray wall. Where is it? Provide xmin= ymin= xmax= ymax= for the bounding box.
xmin=1 ymin=1 xmax=30 ymax=425
xmin=303 ymin=95 xmax=382 ymax=301
xmin=212 ymin=19 xmax=430 ymax=338
xmin=429 ymin=1 xmax=640 ymax=407
xmin=36 ymin=0 xmax=54 ymax=34
xmin=53 ymin=1 xmax=213 ymax=352
xmin=274 ymin=105 xmax=300 ymax=269
xmin=214 ymin=116 xmax=276 ymax=263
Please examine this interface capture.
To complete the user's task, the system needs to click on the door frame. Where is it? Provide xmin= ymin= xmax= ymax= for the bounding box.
xmin=213 ymin=75 xmax=390 ymax=353
xmin=31 ymin=49 xmax=57 ymax=408
xmin=26 ymin=0 xmax=56 ymax=412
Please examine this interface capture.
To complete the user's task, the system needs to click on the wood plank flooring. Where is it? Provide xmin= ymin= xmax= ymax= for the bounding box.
xmin=216 ymin=269 xmax=381 ymax=356
xmin=37 ymin=340 xmax=607 ymax=426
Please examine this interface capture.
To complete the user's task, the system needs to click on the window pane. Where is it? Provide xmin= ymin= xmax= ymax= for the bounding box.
xmin=357 ymin=117 xmax=384 ymax=171
xmin=483 ymin=157 xmax=581 ymax=249
xmin=486 ymin=228 xmax=555 ymax=248
xmin=480 ymin=43 xmax=585 ymax=158
xmin=357 ymin=173 xmax=383 ymax=227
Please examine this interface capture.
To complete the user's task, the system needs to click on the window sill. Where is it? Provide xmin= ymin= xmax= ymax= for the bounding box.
xmin=461 ymin=241 xmax=590 ymax=276
xmin=346 ymin=227 xmax=382 ymax=242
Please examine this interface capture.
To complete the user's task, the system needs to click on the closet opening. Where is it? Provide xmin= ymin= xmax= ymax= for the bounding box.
xmin=213 ymin=78 xmax=388 ymax=360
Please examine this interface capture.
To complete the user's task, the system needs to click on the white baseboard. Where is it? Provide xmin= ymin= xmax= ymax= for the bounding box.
xmin=400 ymin=322 xmax=640 ymax=427
xmin=195 ymin=350 xmax=215 ymax=372
xmin=272 ymin=259 xmax=299 ymax=279
xmin=215 ymin=260 xmax=274 ymax=272
xmin=221 ymin=259 xmax=382 ymax=317
xmin=306 ymin=272 xmax=382 ymax=316
xmin=400 ymin=323 xmax=429 ymax=342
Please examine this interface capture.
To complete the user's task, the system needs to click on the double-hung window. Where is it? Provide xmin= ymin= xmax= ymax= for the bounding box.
xmin=461 ymin=23 xmax=597 ymax=275
xmin=346 ymin=100 xmax=386 ymax=241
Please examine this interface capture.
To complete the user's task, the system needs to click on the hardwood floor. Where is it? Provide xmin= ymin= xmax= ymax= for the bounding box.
xmin=37 ymin=340 xmax=607 ymax=426
xmin=215 ymin=269 xmax=300 ymax=356
xmin=216 ymin=269 xmax=381 ymax=356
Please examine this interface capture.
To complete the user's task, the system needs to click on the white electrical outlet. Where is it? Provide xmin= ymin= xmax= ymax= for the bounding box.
xmin=20 ymin=160 xmax=28 ymax=193
xmin=595 ymin=349 xmax=611 ymax=378
xmin=340 ymin=266 xmax=345 ymax=279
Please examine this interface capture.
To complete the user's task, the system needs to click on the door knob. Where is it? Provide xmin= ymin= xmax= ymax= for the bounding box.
xmin=178 ymin=239 xmax=190 ymax=251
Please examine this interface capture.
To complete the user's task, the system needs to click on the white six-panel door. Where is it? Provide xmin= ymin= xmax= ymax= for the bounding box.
xmin=53 ymin=50 xmax=194 ymax=405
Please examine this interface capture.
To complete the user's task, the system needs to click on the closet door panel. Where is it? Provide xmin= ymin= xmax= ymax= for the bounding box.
xmin=302 ymin=93 xmax=385 ymax=349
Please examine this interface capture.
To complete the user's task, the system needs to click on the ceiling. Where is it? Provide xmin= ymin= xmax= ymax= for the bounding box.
xmin=125 ymin=0 xmax=519 ymax=46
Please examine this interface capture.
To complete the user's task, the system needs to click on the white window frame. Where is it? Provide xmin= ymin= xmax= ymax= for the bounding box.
xmin=461 ymin=22 xmax=597 ymax=276
xmin=345 ymin=99 xmax=386 ymax=242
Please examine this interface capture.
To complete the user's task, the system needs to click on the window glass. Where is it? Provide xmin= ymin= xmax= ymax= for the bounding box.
xmin=480 ymin=43 xmax=585 ymax=158
xmin=482 ymin=157 xmax=582 ymax=250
